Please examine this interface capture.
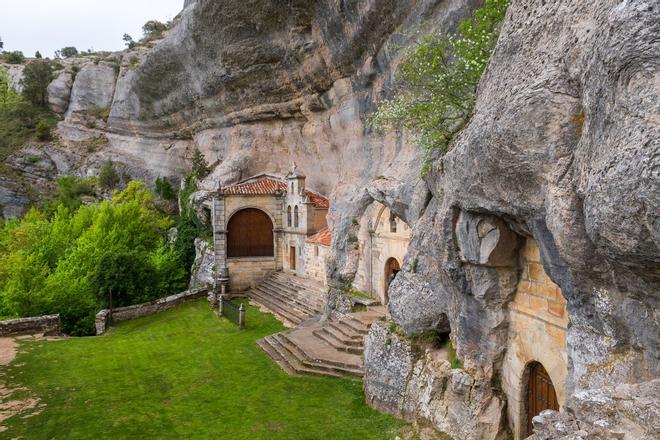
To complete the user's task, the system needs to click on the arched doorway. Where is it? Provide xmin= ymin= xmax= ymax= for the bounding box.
xmin=227 ymin=208 xmax=274 ymax=258
xmin=525 ymin=362 xmax=559 ymax=436
xmin=383 ymin=258 xmax=401 ymax=304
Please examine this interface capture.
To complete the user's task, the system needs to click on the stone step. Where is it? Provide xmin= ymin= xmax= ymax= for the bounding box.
xmin=253 ymin=285 xmax=319 ymax=317
xmin=335 ymin=316 xmax=370 ymax=336
xmin=248 ymin=291 xmax=305 ymax=326
xmin=264 ymin=334 xmax=345 ymax=378
xmin=275 ymin=332 xmax=362 ymax=375
xmin=256 ymin=338 xmax=296 ymax=376
xmin=328 ymin=321 xmax=365 ymax=341
xmin=257 ymin=282 xmax=323 ymax=314
xmin=312 ymin=327 xmax=364 ymax=355
xmin=271 ymin=273 xmax=327 ymax=294
xmin=262 ymin=279 xmax=325 ymax=309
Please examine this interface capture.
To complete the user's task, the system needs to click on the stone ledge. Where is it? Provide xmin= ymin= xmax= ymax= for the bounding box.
xmin=0 ymin=314 xmax=61 ymax=337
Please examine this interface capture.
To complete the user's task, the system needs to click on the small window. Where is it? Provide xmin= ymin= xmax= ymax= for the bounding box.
xmin=294 ymin=206 xmax=299 ymax=228
xmin=389 ymin=212 xmax=397 ymax=233
xmin=290 ymin=182 xmax=294 ymax=193
xmin=287 ymin=206 xmax=292 ymax=227
xmin=314 ymin=246 xmax=319 ymax=257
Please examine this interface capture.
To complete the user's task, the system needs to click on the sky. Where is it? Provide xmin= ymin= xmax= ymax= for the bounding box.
xmin=0 ymin=0 xmax=184 ymax=58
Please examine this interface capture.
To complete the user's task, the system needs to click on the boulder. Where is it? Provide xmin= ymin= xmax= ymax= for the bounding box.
xmin=47 ymin=70 xmax=74 ymax=114
xmin=65 ymin=62 xmax=117 ymax=118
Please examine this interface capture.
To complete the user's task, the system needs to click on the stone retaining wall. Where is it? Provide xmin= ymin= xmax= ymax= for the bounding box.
xmin=95 ymin=287 xmax=209 ymax=335
xmin=0 ymin=315 xmax=61 ymax=337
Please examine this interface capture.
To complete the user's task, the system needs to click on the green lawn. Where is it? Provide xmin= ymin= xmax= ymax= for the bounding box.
xmin=2 ymin=300 xmax=406 ymax=439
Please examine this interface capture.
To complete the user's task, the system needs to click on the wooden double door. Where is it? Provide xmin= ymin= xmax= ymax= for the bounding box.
xmin=526 ymin=362 xmax=559 ymax=436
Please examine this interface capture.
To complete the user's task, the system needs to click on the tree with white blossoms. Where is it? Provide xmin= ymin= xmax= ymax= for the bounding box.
xmin=370 ymin=0 xmax=509 ymax=174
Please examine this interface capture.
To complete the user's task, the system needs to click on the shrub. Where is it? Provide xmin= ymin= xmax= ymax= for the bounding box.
xmin=3 ymin=51 xmax=25 ymax=64
xmin=43 ymin=176 xmax=96 ymax=213
xmin=0 ymin=182 xmax=182 ymax=335
xmin=60 ymin=46 xmax=78 ymax=58
xmin=190 ymin=147 xmax=210 ymax=178
xmin=34 ymin=51 xmax=42 ymax=59
xmin=21 ymin=59 xmax=54 ymax=106
xmin=123 ymin=33 xmax=137 ymax=49
xmin=98 ymin=160 xmax=120 ymax=190
xmin=155 ymin=176 xmax=176 ymax=200
xmin=35 ymin=119 xmax=52 ymax=141
xmin=370 ymin=0 xmax=510 ymax=174
xmin=142 ymin=20 xmax=167 ymax=39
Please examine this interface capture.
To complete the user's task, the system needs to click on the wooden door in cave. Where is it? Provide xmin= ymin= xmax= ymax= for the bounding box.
xmin=383 ymin=258 xmax=401 ymax=304
xmin=526 ymin=362 xmax=559 ymax=436
xmin=227 ymin=208 xmax=274 ymax=257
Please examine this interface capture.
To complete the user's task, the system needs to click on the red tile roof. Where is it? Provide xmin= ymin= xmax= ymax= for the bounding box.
xmin=222 ymin=176 xmax=286 ymax=196
xmin=306 ymin=227 xmax=332 ymax=246
xmin=222 ymin=175 xmax=329 ymax=209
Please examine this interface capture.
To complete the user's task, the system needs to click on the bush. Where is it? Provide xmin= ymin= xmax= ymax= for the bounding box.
xmin=98 ymin=160 xmax=119 ymax=190
xmin=35 ymin=119 xmax=52 ymax=141
xmin=0 ymin=182 xmax=184 ymax=335
xmin=21 ymin=59 xmax=53 ymax=106
xmin=43 ymin=176 xmax=95 ymax=213
xmin=60 ymin=46 xmax=78 ymax=58
xmin=142 ymin=20 xmax=167 ymax=39
xmin=155 ymin=176 xmax=176 ymax=200
xmin=123 ymin=33 xmax=137 ymax=49
xmin=370 ymin=0 xmax=509 ymax=174
xmin=2 ymin=51 xmax=25 ymax=64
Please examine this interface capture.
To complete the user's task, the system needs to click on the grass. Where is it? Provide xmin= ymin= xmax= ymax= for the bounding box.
xmin=2 ymin=300 xmax=407 ymax=439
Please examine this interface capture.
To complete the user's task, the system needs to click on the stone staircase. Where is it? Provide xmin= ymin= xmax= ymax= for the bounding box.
xmin=247 ymin=272 xmax=326 ymax=327
xmin=257 ymin=306 xmax=386 ymax=378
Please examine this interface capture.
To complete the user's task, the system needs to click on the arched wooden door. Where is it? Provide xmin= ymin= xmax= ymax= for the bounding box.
xmin=383 ymin=258 xmax=401 ymax=304
xmin=227 ymin=208 xmax=274 ymax=258
xmin=525 ymin=362 xmax=559 ymax=436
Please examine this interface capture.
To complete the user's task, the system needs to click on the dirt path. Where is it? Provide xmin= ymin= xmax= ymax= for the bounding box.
xmin=0 ymin=337 xmax=43 ymax=433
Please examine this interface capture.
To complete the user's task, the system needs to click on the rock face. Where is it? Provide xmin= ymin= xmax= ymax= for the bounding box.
xmin=66 ymin=62 xmax=117 ymax=117
xmin=47 ymin=70 xmax=74 ymax=114
xmin=188 ymin=238 xmax=215 ymax=289
xmin=364 ymin=322 xmax=506 ymax=440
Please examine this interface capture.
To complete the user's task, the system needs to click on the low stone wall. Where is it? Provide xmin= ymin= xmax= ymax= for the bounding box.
xmin=0 ymin=315 xmax=61 ymax=337
xmin=95 ymin=287 xmax=210 ymax=335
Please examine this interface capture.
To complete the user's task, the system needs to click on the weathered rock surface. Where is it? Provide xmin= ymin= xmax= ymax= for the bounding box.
xmin=188 ymin=238 xmax=215 ymax=289
xmin=47 ymin=70 xmax=74 ymax=114
xmin=3 ymin=64 xmax=24 ymax=93
xmin=364 ymin=322 xmax=506 ymax=440
xmin=65 ymin=62 xmax=117 ymax=118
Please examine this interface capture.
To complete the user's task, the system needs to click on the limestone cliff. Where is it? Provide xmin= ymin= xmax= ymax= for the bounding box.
xmin=1 ymin=0 xmax=657 ymax=438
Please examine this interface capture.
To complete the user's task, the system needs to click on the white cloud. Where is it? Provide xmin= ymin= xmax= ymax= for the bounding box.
xmin=0 ymin=0 xmax=184 ymax=57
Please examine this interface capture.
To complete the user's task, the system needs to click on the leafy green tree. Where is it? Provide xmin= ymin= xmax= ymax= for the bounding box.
xmin=98 ymin=160 xmax=120 ymax=190
xmin=92 ymin=251 xmax=157 ymax=308
xmin=21 ymin=59 xmax=53 ymax=106
xmin=34 ymin=51 xmax=42 ymax=59
xmin=370 ymin=0 xmax=509 ymax=173
xmin=190 ymin=147 xmax=210 ymax=178
xmin=60 ymin=46 xmax=78 ymax=58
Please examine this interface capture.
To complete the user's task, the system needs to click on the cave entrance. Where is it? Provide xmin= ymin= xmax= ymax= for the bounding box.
xmin=383 ymin=257 xmax=401 ymax=304
xmin=525 ymin=361 xmax=559 ymax=436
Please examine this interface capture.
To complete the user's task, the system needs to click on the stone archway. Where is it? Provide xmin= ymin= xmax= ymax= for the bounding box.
xmin=227 ymin=208 xmax=274 ymax=258
xmin=383 ymin=257 xmax=401 ymax=304
xmin=524 ymin=361 xmax=559 ymax=437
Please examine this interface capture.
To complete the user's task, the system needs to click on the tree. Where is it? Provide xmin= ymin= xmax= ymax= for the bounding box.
xmin=155 ymin=176 xmax=176 ymax=200
xmin=142 ymin=20 xmax=167 ymax=39
xmin=35 ymin=119 xmax=52 ymax=141
xmin=34 ymin=51 xmax=42 ymax=59
xmin=0 ymin=36 xmax=3 ymax=50
xmin=190 ymin=147 xmax=210 ymax=178
xmin=370 ymin=0 xmax=509 ymax=174
xmin=123 ymin=33 xmax=137 ymax=49
xmin=98 ymin=160 xmax=120 ymax=190
xmin=3 ymin=51 xmax=25 ymax=64
xmin=21 ymin=59 xmax=53 ymax=106
xmin=60 ymin=46 xmax=78 ymax=58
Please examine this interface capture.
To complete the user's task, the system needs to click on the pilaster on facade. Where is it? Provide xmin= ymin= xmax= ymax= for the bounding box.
xmin=212 ymin=196 xmax=229 ymax=291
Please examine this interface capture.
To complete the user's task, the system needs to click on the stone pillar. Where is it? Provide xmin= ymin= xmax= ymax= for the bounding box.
xmin=273 ymin=192 xmax=285 ymax=270
xmin=212 ymin=195 xmax=229 ymax=297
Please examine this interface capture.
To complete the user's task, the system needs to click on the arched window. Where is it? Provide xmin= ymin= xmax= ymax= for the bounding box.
xmin=389 ymin=212 xmax=397 ymax=233
xmin=227 ymin=208 xmax=274 ymax=257
xmin=287 ymin=206 xmax=292 ymax=227
xmin=294 ymin=206 xmax=299 ymax=228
